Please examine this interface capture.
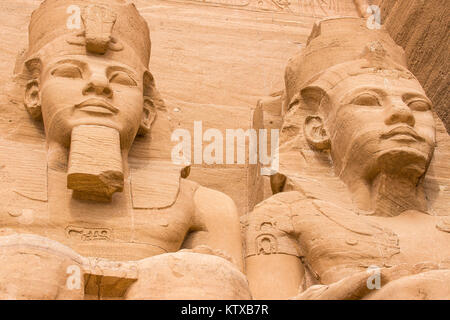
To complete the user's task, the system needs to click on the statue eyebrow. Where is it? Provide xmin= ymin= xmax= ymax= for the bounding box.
xmin=49 ymin=59 xmax=87 ymax=70
xmin=339 ymin=86 xmax=386 ymax=104
xmin=106 ymin=66 xmax=138 ymax=79
xmin=402 ymin=92 xmax=432 ymax=105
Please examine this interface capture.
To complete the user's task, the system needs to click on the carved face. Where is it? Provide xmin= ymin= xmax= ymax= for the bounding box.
xmin=324 ymin=73 xmax=436 ymax=179
xmin=37 ymin=54 xmax=149 ymax=149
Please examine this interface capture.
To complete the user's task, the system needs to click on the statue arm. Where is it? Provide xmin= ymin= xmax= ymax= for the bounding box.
xmin=246 ymin=253 xmax=304 ymax=299
xmin=185 ymin=186 xmax=244 ymax=271
xmin=242 ymin=206 xmax=305 ymax=299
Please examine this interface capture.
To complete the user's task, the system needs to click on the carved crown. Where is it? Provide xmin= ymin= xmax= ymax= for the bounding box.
xmin=27 ymin=0 xmax=150 ymax=67
xmin=284 ymin=17 xmax=409 ymax=109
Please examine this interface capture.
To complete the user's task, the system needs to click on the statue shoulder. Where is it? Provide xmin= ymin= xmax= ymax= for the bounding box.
xmin=243 ymin=190 xmax=396 ymax=239
xmin=192 ymin=184 xmax=238 ymax=221
xmin=189 ymin=184 xmax=243 ymax=270
xmin=243 ymin=191 xmax=401 ymax=284
xmin=179 ymin=178 xmax=201 ymax=197
xmin=242 ymin=190 xmax=315 ymax=234
xmin=242 ymin=191 xmax=306 ymax=258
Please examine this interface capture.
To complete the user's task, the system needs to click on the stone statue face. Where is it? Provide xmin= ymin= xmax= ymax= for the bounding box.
xmin=39 ymin=54 xmax=146 ymax=148
xmin=325 ymin=73 xmax=436 ymax=178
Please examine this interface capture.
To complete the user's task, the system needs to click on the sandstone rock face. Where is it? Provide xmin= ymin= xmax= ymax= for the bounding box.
xmin=0 ymin=0 xmax=448 ymax=301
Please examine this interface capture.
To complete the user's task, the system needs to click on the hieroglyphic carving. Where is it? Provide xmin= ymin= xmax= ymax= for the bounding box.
xmin=241 ymin=202 xmax=301 ymax=258
xmin=66 ymin=226 xmax=112 ymax=241
xmin=256 ymin=234 xmax=278 ymax=254
xmin=178 ymin=0 xmax=250 ymax=7
xmin=162 ymin=0 xmax=348 ymax=16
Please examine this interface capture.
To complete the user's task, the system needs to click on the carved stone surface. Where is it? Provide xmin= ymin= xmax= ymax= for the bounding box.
xmin=67 ymin=125 xmax=124 ymax=201
xmin=375 ymin=0 xmax=450 ymax=133
xmin=243 ymin=17 xmax=450 ymax=300
xmin=0 ymin=0 xmax=447 ymax=301
xmin=0 ymin=0 xmax=247 ymax=300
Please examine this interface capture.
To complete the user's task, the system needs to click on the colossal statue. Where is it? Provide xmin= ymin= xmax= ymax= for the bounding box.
xmin=243 ymin=17 xmax=450 ymax=299
xmin=0 ymin=0 xmax=249 ymax=299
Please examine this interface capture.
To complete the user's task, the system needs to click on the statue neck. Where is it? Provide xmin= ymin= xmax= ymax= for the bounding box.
xmin=347 ymin=172 xmax=427 ymax=216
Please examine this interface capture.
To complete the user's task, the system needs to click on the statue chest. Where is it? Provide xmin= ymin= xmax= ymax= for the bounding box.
xmin=57 ymin=204 xmax=194 ymax=259
xmin=365 ymin=211 xmax=450 ymax=267
xmin=292 ymin=201 xmax=450 ymax=284
xmin=290 ymin=199 xmax=401 ymax=284
xmin=1 ymin=183 xmax=195 ymax=261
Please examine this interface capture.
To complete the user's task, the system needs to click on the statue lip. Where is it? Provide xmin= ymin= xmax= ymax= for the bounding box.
xmin=75 ymin=98 xmax=119 ymax=115
xmin=381 ymin=126 xmax=424 ymax=142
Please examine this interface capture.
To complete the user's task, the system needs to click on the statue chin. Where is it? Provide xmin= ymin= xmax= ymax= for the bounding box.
xmin=375 ymin=146 xmax=430 ymax=178
xmin=46 ymin=116 xmax=132 ymax=149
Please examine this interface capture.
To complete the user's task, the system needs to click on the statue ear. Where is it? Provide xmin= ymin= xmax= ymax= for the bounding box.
xmin=138 ymin=97 xmax=156 ymax=136
xmin=301 ymin=85 xmax=331 ymax=150
xmin=304 ymin=115 xmax=330 ymax=150
xmin=142 ymin=70 xmax=163 ymax=103
xmin=24 ymin=58 xmax=42 ymax=120
xmin=138 ymin=70 xmax=159 ymax=136
xmin=24 ymin=80 xmax=42 ymax=120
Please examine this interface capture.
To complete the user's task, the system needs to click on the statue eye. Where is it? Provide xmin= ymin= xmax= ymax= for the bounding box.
xmin=109 ymin=72 xmax=137 ymax=86
xmin=51 ymin=65 xmax=83 ymax=79
xmin=351 ymin=93 xmax=381 ymax=106
xmin=408 ymin=100 xmax=431 ymax=111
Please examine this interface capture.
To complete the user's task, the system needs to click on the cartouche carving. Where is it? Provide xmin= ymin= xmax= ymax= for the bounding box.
xmin=65 ymin=226 xmax=112 ymax=241
xmin=241 ymin=202 xmax=300 ymax=258
xmin=244 ymin=18 xmax=450 ymax=300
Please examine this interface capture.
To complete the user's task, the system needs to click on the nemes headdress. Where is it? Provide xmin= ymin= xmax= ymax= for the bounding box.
xmin=284 ymin=17 xmax=414 ymax=110
xmin=273 ymin=18 xmax=420 ymax=192
xmin=274 ymin=17 xmax=449 ymax=218
xmin=26 ymin=0 xmax=151 ymax=67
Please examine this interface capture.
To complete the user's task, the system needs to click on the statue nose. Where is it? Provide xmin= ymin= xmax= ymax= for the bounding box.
xmin=384 ymin=103 xmax=415 ymax=127
xmin=82 ymin=75 xmax=113 ymax=98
